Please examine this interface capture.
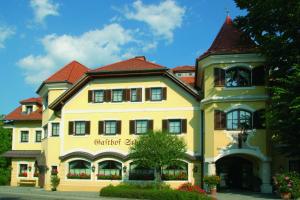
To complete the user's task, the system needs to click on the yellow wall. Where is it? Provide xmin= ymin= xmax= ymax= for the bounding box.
xmin=12 ymin=121 xmax=42 ymax=150
xmin=11 ymin=158 xmax=38 ymax=187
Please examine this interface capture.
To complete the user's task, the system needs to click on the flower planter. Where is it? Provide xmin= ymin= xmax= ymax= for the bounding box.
xmin=280 ymin=192 xmax=291 ymax=200
xmin=210 ymin=187 xmax=217 ymax=196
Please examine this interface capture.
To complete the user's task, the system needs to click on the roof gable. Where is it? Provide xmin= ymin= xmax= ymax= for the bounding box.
xmin=198 ymin=16 xmax=257 ymax=60
xmin=172 ymin=66 xmax=195 ymax=72
xmin=45 ymin=61 xmax=89 ymax=84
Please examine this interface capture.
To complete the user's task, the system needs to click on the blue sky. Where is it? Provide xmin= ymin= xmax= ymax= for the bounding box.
xmin=0 ymin=0 xmax=245 ymax=114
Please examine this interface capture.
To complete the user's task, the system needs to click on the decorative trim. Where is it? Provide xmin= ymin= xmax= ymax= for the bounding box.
xmin=224 ymin=104 xmax=256 ymax=112
xmin=201 ymin=95 xmax=268 ymax=105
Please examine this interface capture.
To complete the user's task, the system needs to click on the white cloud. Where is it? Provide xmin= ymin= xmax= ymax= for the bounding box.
xmin=125 ymin=0 xmax=185 ymax=42
xmin=18 ymin=23 xmax=134 ymax=85
xmin=30 ymin=0 xmax=59 ymax=24
xmin=0 ymin=25 xmax=15 ymax=48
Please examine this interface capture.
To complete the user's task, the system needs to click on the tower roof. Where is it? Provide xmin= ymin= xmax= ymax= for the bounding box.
xmin=198 ymin=16 xmax=257 ymax=60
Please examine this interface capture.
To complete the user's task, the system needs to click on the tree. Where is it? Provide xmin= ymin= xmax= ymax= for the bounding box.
xmin=0 ymin=119 xmax=12 ymax=185
xmin=129 ymin=131 xmax=187 ymax=182
xmin=234 ymin=0 xmax=300 ymax=156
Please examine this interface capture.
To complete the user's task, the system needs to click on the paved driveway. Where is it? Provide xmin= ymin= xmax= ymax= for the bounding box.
xmin=0 ymin=186 xmax=130 ymax=200
xmin=216 ymin=191 xmax=280 ymax=200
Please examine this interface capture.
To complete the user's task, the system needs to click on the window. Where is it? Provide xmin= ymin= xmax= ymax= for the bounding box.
xmin=129 ymin=163 xmax=154 ymax=180
xmin=136 ymin=120 xmax=148 ymax=134
xmin=97 ymin=160 xmax=122 ymax=180
xmin=43 ymin=95 xmax=48 ymax=109
xmin=67 ymin=160 xmax=91 ymax=179
xmin=225 ymin=67 xmax=251 ymax=87
xmin=105 ymin=121 xmax=117 ymax=135
xmin=227 ymin=109 xmax=252 ymax=130
xmin=289 ymin=160 xmax=300 ymax=173
xmin=25 ymin=106 xmax=33 ymax=114
xmin=35 ymin=131 xmax=42 ymax=142
xmin=75 ymin=121 xmax=86 ymax=135
xmin=151 ymin=88 xmax=162 ymax=101
xmin=19 ymin=164 xmax=28 ymax=177
xmin=51 ymin=123 xmax=59 ymax=136
xmin=43 ymin=125 xmax=48 ymax=138
xmin=94 ymin=90 xmax=104 ymax=103
xmin=112 ymin=89 xmax=123 ymax=102
xmin=21 ymin=131 xmax=29 ymax=143
xmin=51 ymin=166 xmax=58 ymax=175
xmin=168 ymin=120 xmax=181 ymax=134
xmin=130 ymin=88 xmax=138 ymax=102
xmin=162 ymin=161 xmax=188 ymax=180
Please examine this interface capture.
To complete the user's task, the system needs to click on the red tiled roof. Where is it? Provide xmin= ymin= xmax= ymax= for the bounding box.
xmin=172 ymin=66 xmax=195 ymax=72
xmin=20 ymin=97 xmax=42 ymax=105
xmin=45 ymin=61 xmax=89 ymax=84
xmin=5 ymin=101 xmax=42 ymax=121
xmin=198 ymin=16 xmax=257 ymax=60
xmin=179 ymin=77 xmax=195 ymax=86
xmin=90 ymin=56 xmax=167 ymax=73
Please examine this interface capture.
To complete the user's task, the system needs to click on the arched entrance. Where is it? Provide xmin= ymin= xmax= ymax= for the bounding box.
xmin=216 ymin=155 xmax=261 ymax=192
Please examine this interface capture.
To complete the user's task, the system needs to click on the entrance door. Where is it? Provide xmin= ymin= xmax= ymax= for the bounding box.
xmin=38 ymin=166 xmax=45 ymax=188
xmin=216 ymin=156 xmax=254 ymax=191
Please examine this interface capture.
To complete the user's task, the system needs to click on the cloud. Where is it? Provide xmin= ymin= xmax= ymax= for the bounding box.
xmin=125 ymin=0 xmax=185 ymax=42
xmin=30 ymin=0 xmax=59 ymax=24
xmin=18 ymin=23 xmax=135 ymax=85
xmin=0 ymin=25 xmax=15 ymax=48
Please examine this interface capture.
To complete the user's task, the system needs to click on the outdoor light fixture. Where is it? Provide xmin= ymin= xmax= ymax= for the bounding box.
xmin=193 ymin=166 xmax=198 ymax=173
xmin=92 ymin=165 xmax=95 ymax=172
xmin=238 ymin=122 xmax=249 ymax=148
xmin=123 ymin=166 xmax=127 ymax=173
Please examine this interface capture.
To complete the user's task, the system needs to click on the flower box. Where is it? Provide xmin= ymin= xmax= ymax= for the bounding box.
xmin=162 ymin=172 xmax=188 ymax=180
xmin=97 ymin=174 xmax=122 ymax=180
xmin=67 ymin=173 xmax=91 ymax=179
xmin=19 ymin=172 xmax=28 ymax=177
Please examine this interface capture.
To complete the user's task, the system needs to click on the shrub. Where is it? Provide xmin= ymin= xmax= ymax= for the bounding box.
xmin=51 ymin=175 xmax=60 ymax=191
xmin=203 ymin=175 xmax=220 ymax=189
xmin=100 ymin=184 xmax=211 ymax=200
xmin=0 ymin=168 xmax=11 ymax=185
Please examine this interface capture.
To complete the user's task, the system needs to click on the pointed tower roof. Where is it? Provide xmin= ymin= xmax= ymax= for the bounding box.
xmin=198 ymin=16 xmax=257 ymax=60
xmin=45 ymin=61 xmax=89 ymax=84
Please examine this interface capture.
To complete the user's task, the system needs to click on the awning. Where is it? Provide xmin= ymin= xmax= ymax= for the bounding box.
xmin=1 ymin=150 xmax=46 ymax=166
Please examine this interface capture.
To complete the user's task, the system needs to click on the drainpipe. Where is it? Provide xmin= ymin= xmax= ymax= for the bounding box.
xmin=200 ymin=110 xmax=205 ymax=188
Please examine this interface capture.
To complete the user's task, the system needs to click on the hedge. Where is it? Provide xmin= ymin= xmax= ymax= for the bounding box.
xmin=100 ymin=184 xmax=211 ymax=200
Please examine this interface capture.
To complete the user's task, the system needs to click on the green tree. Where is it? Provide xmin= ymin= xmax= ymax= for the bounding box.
xmin=129 ymin=131 xmax=187 ymax=182
xmin=0 ymin=119 xmax=12 ymax=185
xmin=234 ymin=0 xmax=300 ymax=156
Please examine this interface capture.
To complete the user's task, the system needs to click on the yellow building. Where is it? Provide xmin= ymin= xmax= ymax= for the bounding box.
xmin=3 ymin=16 xmax=295 ymax=193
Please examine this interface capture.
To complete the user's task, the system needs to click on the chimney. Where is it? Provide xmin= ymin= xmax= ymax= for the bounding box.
xmin=135 ymin=56 xmax=146 ymax=61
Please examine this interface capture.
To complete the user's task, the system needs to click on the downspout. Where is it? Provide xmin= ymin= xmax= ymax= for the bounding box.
xmin=200 ymin=109 xmax=205 ymax=188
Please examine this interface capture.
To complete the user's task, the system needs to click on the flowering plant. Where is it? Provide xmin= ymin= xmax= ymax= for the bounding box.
xmin=274 ymin=173 xmax=296 ymax=193
xmin=203 ymin=175 xmax=220 ymax=189
xmin=97 ymin=174 xmax=122 ymax=180
xmin=67 ymin=173 xmax=91 ymax=179
xmin=177 ymin=182 xmax=206 ymax=194
xmin=162 ymin=172 xmax=188 ymax=180
xmin=19 ymin=172 xmax=28 ymax=177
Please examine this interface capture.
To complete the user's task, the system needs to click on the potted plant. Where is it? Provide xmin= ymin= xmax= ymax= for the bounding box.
xmin=19 ymin=172 xmax=28 ymax=177
xmin=203 ymin=175 xmax=220 ymax=196
xmin=274 ymin=173 xmax=294 ymax=200
xmin=51 ymin=175 xmax=60 ymax=191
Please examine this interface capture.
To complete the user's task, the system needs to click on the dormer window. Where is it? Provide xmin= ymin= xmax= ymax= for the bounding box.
xmin=25 ymin=106 xmax=33 ymax=114
xmin=225 ymin=67 xmax=251 ymax=87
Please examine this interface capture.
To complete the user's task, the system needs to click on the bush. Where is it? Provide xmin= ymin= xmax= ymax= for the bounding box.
xmin=51 ymin=175 xmax=60 ymax=191
xmin=0 ymin=168 xmax=11 ymax=185
xmin=100 ymin=184 xmax=211 ymax=200
xmin=177 ymin=183 xmax=206 ymax=194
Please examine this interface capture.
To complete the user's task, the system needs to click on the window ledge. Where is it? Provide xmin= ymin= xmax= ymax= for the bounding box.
xmin=223 ymin=86 xmax=256 ymax=90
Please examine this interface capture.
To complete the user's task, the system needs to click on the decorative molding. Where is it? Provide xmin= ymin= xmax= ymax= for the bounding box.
xmin=201 ymin=95 xmax=268 ymax=105
xmin=224 ymin=104 xmax=256 ymax=112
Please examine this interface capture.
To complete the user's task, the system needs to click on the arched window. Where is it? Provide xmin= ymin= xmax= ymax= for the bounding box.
xmin=227 ymin=109 xmax=252 ymax=130
xmin=67 ymin=160 xmax=91 ymax=179
xmin=97 ymin=160 xmax=122 ymax=180
xmin=129 ymin=163 xmax=154 ymax=180
xmin=225 ymin=67 xmax=251 ymax=87
xmin=162 ymin=161 xmax=188 ymax=180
